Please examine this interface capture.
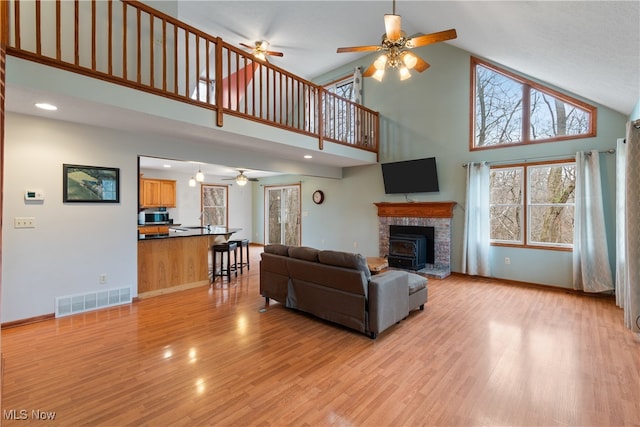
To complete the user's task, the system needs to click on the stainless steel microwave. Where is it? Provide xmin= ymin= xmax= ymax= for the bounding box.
xmin=144 ymin=211 xmax=170 ymax=224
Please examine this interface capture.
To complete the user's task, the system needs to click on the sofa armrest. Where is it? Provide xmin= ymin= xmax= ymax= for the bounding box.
xmin=368 ymin=270 xmax=409 ymax=336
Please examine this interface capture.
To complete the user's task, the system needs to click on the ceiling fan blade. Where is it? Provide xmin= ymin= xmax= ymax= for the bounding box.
xmin=239 ymin=42 xmax=254 ymax=50
xmin=384 ymin=14 xmax=402 ymax=41
xmin=265 ymin=50 xmax=284 ymax=57
xmin=413 ymin=55 xmax=430 ymax=72
xmin=408 ymin=29 xmax=457 ymax=48
xmin=337 ymin=45 xmax=381 ymax=53
xmin=362 ymin=62 xmax=378 ymax=77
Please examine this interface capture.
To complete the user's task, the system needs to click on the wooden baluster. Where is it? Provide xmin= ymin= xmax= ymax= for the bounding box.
xmin=149 ymin=13 xmax=154 ymax=88
xmin=56 ymin=0 xmax=61 ymax=61
xmin=122 ymin=2 xmax=127 ymax=80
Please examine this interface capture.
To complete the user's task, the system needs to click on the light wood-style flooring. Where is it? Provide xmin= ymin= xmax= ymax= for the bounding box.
xmin=2 ymin=246 xmax=639 ymax=426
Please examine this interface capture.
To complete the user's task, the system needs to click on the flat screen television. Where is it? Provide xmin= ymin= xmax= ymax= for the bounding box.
xmin=381 ymin=157 xmax=440 ymax=194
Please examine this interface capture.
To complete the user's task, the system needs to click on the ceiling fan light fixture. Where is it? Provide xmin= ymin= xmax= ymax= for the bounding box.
xmin=374 ymin=54 xmax=388 ymax=70
xmin=236 ymin=173 xmax=249 ymax=186
xmin=402 ymin=51 xmax=418 ymax=69
xmin=254 ymin=51 xmax=267 ymax=61
xmin=372 ymin=69 xmax=385 ymax=82
xmin=399 ymin=65 xmax=411 ymax=80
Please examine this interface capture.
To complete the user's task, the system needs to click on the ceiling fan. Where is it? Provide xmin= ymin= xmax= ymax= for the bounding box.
xmin=223 ymin=170 xmax=259 ymax=186
xmin=336 ymin=0 xmax=457 ymax=81
xmin=240 ymin=40 xmax=284 ymax=62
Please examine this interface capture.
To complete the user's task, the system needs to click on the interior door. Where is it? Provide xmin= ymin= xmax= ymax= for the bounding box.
xmin=265 ymin=185 xmax=301 ymax=246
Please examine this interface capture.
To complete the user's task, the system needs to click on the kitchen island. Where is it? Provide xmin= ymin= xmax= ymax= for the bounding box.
xmin=138 ymin=226 xmax=241 ymax=298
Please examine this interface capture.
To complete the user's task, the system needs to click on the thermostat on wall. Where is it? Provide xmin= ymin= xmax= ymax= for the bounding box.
xmin=25 ymin=189 xmax=45 ymax=201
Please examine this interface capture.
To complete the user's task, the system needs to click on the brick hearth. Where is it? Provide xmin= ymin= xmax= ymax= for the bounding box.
xmin=375 ymin=202 xmax=456 ymax=278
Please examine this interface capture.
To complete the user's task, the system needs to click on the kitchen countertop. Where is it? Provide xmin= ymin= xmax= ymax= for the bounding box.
xmin=138 ymin=226 xmax=242 ymax=240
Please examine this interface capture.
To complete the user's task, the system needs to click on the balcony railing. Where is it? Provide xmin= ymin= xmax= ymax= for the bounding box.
xmin=4 ymin=0 xmax=379 ymax=154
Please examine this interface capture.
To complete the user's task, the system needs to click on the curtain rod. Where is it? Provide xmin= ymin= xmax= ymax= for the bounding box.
xmin=461 ymin=149 xmax=615 ymax=167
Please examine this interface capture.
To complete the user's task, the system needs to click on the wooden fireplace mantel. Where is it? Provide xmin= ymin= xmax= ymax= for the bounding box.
xmin=374 ymin=201 xmax=457 ymax=218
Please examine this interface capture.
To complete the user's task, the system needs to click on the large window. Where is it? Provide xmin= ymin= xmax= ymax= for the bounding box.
xmin=472 ymin=57 xmax=596 ymax=150
xmin=490 ymin=161 xmax=575 ymax=250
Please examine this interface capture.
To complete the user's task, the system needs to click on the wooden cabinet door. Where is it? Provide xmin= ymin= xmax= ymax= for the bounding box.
xmin=142 ymin=179 xmax=161 ymax=207
xmin=159 ymin=180 xmax=176 ymax=208
xmin=140 ymin=178 xmax=176 ymax=208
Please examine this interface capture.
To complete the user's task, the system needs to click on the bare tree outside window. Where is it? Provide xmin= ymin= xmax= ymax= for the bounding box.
xmin=324 ymin=77 xmax=356 ymax=143
xmin=530 ymin=89 xmax=590 ymax=140
xmin=472 ymin=57 xmax=595 ymax=149
xmin=528 ymin=163 xmax=575 ymax=245
xmin=490 ymin=167 xmax=523 ymax=242
xmin=265 ymin=185 xmax=301 ymax=246
xmin=201 ymin=185 xmax=228 ymax=227
xmin=475 ymin=67 xmax=523 ymax=147
xmin=490 ymin=162 xmax=575 ymax=249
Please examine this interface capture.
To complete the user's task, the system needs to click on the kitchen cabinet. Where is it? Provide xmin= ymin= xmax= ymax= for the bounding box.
xmin=140 ymin=178 xmax=176 ymax=208
xmin=138 ymin=225 xmax=170 ymax=235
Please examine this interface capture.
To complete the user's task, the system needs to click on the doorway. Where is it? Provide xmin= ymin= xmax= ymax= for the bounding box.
xmin=264 ymin=184 xmax=301 ymax=245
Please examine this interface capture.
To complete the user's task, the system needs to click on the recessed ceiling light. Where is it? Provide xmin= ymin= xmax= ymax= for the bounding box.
xmin=304 ymin=155 xmax=313 ymax=159
xmin=35 ymin=103 xmax=58 ymax=111
xmin=163 ymin=164 xmax=171 ymax=168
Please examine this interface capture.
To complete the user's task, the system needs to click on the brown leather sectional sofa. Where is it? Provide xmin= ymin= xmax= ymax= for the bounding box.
xmin=259 ymin=244 xmax=428 ymax=339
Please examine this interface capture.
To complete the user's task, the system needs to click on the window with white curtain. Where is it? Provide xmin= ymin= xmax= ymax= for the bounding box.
xmin=490 ymin=161 xmax=575 ymax=249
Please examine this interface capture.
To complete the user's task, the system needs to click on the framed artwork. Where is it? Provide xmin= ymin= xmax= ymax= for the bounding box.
xmin=63 ymin=164 xmax=120 ymax=203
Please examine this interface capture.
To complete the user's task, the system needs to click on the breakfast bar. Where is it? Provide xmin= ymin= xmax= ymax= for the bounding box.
xmin=137 ymin=226 xmax=241 ymax=298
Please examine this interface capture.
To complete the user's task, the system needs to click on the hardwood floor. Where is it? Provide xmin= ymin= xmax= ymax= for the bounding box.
xmin=2 ymin=246 xmax=639 ymax=426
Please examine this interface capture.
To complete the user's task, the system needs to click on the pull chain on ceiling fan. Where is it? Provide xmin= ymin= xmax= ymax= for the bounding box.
xmin=336 ymin=0 xmax=457 ymax=81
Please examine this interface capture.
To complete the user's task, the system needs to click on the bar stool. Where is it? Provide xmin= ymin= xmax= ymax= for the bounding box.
xmin=229 ymin=239 xmax=250 ymax=274
xmin=212 ymin=241 xmax=238 ymax=283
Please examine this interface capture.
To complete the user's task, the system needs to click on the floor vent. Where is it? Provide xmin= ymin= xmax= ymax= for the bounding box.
xmin=55 ymin=287 xmax=132 ymax=318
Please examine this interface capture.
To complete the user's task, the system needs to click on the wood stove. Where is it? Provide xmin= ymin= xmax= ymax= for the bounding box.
xmin=388 ymin=225 xmax=435 ymax=271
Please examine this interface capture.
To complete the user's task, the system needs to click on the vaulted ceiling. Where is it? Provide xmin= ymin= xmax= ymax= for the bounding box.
xmin=177 ymin=0 xmax=639 ymax=116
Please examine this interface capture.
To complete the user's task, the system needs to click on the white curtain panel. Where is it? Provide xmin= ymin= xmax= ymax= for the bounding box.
xmin=615 ymin=139 xmax=627 ymax=311
xmin=621 ymin=121 xmax=640 ymax=332
xmin=462 ymin=162 xmax=490 ymax=276
xmin=352 ymin=67 xmax=363 ymax=104
xmin=573 ymin=151 xmax=614 ymax=293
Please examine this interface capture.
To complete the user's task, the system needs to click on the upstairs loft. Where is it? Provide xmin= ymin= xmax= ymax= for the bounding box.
xmin=3 ymin=0 xmax=380 ymax=176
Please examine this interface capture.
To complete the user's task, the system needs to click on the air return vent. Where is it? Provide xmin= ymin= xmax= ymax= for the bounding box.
xmin=55 ymin=287 xmax=132 ymax=318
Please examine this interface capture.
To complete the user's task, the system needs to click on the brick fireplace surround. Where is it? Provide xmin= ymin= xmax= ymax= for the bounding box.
xmin=375 ymin=202 xmax=457 ymax=279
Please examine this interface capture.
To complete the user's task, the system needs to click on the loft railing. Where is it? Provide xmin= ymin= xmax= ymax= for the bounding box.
xmin=4 ymin=0 xmax=379 ymax=154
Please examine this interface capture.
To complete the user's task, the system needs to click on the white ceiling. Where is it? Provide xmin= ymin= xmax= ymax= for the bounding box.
xmin=7 ymin=1 xmax=639 ymax=179
xmin=178 ymin=0 xmax=640 ymax=116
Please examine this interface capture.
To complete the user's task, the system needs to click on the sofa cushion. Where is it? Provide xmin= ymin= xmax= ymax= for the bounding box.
xmin=406 ymin=272 xmax=427 ymax=294
xmin=318 ymin=250 xmax=371 ymax=281
xmin=288 ymin=246 xmax=320 ymax=262
xmin=264 ymin=244 xmax=290 ymax=256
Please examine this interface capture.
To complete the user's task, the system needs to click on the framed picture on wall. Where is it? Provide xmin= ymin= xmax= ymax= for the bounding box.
xmin=63 ymin=164 xmax=120 ymax=203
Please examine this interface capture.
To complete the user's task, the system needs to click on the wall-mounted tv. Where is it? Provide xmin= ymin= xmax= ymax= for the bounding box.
xmin=381 ymin=157 xmax=440 ymax=194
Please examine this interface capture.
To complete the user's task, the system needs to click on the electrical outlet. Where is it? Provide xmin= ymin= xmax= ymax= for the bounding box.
xmin=14 ymin=217 xmax=35 ymax=228
xmin=504 ymin=257 xmax=511 ymax=265
xmin=99 ymin=274 xmax=107 ymax=284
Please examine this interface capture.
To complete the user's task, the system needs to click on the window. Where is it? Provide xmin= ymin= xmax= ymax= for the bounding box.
xmin=201 ymin=184 xmax=228 ymax=227
xmin=472 ymin=57 xmax=596 ymax=150
xmin=323 ymin=75 xmax=357 ymax=143
xmin=490 ymin=161 xmax=575 ymax=250
xmin=191 ymin=78 xmax=214 ymax=103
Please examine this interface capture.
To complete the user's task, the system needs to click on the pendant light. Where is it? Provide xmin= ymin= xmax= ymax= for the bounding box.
xmin=188 ymin=177 xmax=196 ymax=187
xmin=195 ymin=165 xmax=204 ymax=182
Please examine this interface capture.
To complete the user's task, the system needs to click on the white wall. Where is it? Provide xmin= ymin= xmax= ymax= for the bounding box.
xmin=2 ymin=113 xmax=253 ymax=322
